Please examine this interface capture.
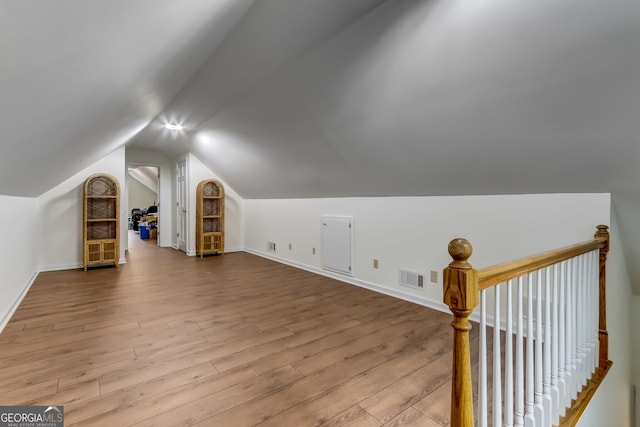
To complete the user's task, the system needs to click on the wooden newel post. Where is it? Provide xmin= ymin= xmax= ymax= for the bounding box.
xmin=594 ymin=224 xmax=610 ymax=368
xmin=443 ymin=238 xmax=479 ymax=427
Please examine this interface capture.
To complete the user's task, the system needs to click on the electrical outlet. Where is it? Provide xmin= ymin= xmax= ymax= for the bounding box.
xmin=373 ymin=259 xmax=379 ymax=269
xmin=312 ymin=247 xmax=316 ymax=255
xmin=288 ymin=243 xmax=292 ymax=250
xmin=430 ymin=271 xmax=438 ymax=283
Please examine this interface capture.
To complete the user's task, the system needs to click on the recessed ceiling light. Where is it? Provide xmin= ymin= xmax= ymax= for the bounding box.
xmin=164 ymin=123 xmax=183 ymax=131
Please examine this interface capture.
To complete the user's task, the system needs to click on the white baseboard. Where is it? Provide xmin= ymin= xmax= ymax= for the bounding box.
xmin=39 ymin=263 xmax=83 ymax=272
xmin=119 ymin=258 xmax=127 ymax=265
xmin=244 ymin=249 xmax=450 ymax=315
xmin=224 ymin=248 xmax=243 ymax=253
xmin=0 ymin=270 xmax=39 ymax=333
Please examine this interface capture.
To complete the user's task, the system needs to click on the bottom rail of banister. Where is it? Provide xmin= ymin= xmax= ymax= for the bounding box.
xmin=557 ymin=361 xmax=612 ymax=427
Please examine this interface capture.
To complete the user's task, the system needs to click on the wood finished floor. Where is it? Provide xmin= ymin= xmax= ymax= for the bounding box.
xmin=0 ymin=232 xmax=461 ymax=426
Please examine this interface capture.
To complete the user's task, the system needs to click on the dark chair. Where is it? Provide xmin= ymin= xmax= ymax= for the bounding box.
xmin=131 ymin=209 xmax=143 ymax=231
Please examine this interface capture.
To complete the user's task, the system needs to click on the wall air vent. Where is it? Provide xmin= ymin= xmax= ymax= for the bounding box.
xmin=267 ymin=241 xmax=276 ymax=252
xmin=399 ymin=269 xmax=424 ymax=289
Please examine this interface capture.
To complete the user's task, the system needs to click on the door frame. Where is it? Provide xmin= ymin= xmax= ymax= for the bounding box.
xmin=126 ymin=162 xmax=162 ymax=251
xmin=176 ymin=159 xmax=188 ymax=253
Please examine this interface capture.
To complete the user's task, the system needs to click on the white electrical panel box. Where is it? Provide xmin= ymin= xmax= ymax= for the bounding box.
xmin=321 ymin=216 xmax=353 ymax=276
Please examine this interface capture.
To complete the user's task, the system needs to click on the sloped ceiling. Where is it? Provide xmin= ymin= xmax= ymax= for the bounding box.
xmin=128 ymin=166 xmax=158 ymax=194
xmin=0 ymin=0 xmax=256 ymax=197
xmin=3 ymin=0 xmax=640 ymax=289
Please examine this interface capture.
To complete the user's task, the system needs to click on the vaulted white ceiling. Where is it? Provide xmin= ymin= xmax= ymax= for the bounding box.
xmin=3 ymin=0 xmax=640 ymax=289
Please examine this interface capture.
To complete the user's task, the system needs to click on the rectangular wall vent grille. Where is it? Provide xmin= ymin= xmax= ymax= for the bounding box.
xmin=399 ymin=269 xmax=424 ymax=289
xmin=267 ymin=241 xmax=276 ymax=252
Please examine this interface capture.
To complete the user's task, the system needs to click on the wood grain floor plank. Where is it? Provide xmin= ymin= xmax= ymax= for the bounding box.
xmin=382 ymin=407 xmax=443 ymax=427
xmin=196 ymin=350 xmax=388 ymax=427
xmin=0 ymin=234 xmax=458 ymax=426
xmin=319 ymin=405 xmax=382 ymax=427
xmin=63 ymin=362 xmax=224 ymax=425
xmin=127 ymin=365 xmax=303 ymax=427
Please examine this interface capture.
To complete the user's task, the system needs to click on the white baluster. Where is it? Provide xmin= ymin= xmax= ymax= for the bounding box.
xmin=582 ymin=254 xmax=589 ymax=378
xmin=592 ymin=250 xmax=599 ymax=374
xmin=506 ymin=279 xmax=515 ymax=427
xmin=534 ymin=269 xmax=544 ymax=426
xmin=479 ymin=289 xmax=488 ymax=427
xmin=516 ymin=276 xmax=525 ymax=427
xmin=525 ymin=273 xmax=535 ymax=427
xmin=558 ymin=261 xmax=567 ymax=419
xmin=565 ymin=259 xmax=574 ymax=410
xmin=590 ymin=252 xmax=597 ymax=375
xmin=551 ymin=263 xmax=561 ymax=425
xmin=494 ymin=285 xmax=503 ymax=427
xmin=543 ymin=266 xmax=552 ymax=427
xmin=577 ymin=255 xmax=585 ymax=393
xmin=569 ymin=257 xmax=578 ymax=401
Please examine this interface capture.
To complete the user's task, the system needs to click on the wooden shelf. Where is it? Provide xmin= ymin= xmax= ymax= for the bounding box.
xmin=196 ymin=180 xmax=224 ymax=258
xmin=83 ymin=174 xmax=120 ymax=271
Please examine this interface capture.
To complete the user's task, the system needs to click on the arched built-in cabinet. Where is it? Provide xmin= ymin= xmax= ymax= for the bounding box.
xmin=195 ymin=179 xmax=225 ymax=257
xmin=83 ymin=174 xmax=120 ymax=270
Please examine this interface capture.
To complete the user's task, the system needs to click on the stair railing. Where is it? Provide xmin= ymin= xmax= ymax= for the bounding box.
xmin=443 ymin=225 xmax=612 ymax=427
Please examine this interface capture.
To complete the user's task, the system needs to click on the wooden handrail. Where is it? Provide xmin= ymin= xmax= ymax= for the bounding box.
xmin=477 ymin=238 xmax=606 ymax=290
xmin=443 ymin=225 xmax=610 ymax=427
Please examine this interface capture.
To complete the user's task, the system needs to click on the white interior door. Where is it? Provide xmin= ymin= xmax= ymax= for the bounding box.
xmin=176 ymin=160 xmax=187 ymax=252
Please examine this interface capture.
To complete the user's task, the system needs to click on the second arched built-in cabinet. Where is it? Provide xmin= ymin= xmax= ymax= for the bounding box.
xmin=195 ymin=179 xmax=225 ymax=257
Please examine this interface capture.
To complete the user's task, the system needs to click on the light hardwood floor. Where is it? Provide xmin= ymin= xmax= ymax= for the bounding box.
xmin=0 ymin=232 xmax=459 ymax=426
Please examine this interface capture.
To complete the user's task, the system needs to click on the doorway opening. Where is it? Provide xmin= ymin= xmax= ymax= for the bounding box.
xmin=126 ymin=165 xmax=160 ymax=253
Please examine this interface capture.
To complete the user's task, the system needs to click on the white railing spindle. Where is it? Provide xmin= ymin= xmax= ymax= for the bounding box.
xmin=525 ymin=273 xmax=535 ymax=427
xmin=577 ymin=255 xmax=586 ymax=388
xmin=565 ymin=258 xmax=575 ymax=405
xmin=534 ymin=269 xmax=544 ymax=426
xmin=551 ymin=263 xmax=560 ymax=424
xmin=558 ymin=260 xmax=567 ymax=419
xmin=543 ymin=266 xmax=552 ymax=427
xmin=591 ymin=250 xmax=599 ymax=374
xmin=572 ymin=257 xmax=580 ymax=399
xmin=479 ymin=289 xmax=488 ymax=427
xmin=516 ymin=276 xmax=525 ymax=427
xmin=494 ymin=285 xmax=503 ymax=427
xmin=506 ymin=279 xmax=515 ymax=427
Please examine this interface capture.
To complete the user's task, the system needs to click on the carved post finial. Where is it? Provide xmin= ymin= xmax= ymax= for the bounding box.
xmin=595 ymin=225 xmax=610 ymax=253
xmin=448 ymin=238 xmax=473 ymax=269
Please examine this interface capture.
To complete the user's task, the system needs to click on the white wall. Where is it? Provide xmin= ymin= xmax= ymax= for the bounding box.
xmin=243 ymin=192 xmax=636 ymax=425
xmin=126 ymin=148 xmax=173 ymax=248
xmin=578 ymin=207 xmax=633 ymax=427
xmin=244 ymin=193 xmax=610 ymax=310
xmin=128 ymin=176 xmax=157 ymax=213
xmin=0 ymin=195 xmax=39 ymax=329
xmin=186 ymin=153 xmax=243 ymax=255
xmin=37 ymin=147 xmax=126 ymax=270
